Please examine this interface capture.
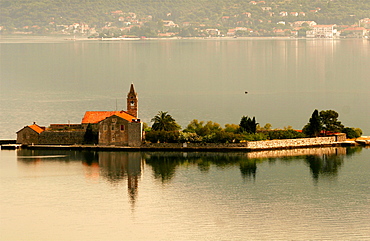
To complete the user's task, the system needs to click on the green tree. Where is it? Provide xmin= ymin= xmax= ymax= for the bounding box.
xmin=183 ymin=119 xmax=204 ymax=134
xmin=303 ymin=109 xmax=322 ymax=137
xmin=224 ymin=123 xmax=239 ymax=133
xmin=239 ymin=116 xmax=258 ymax=134
xmin=151 ymin=111 xmax=181 ymax=131
xmin=183 ymin=119 xmax=221 ymax=136
xmin=263 ymin=123 xmax=272 ymax=130
xmin=342 ymin=127 xmax=362 ymax=139
xmin=320 ymin=110 xmax=344 ymax=134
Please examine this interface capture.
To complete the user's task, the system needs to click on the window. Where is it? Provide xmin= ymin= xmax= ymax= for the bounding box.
xmin=120 ymin=125 xmax=125 ymax=131
xmin=111 ymin=125 xmax=115 ymax=131
xmin=103 ymin=125 xmax=107 ymax=131
xmin=112 ymin=118 xmax=117 ymax=123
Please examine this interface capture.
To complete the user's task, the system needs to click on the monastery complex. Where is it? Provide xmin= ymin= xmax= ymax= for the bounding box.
xmin=16 ymin=84 xmax=143 ymax=147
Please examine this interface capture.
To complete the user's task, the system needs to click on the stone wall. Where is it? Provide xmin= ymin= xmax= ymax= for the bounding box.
xmin=98 ymin=116 xmax=129 ymax=146
xmin=16 ymin=127 xmax=40 ymax=145
xmin=39 ymin=131 xmax=85 ymax=145
xmin=127 ymin=122 xmax=143 ymax=147
xmin=335 ymin=133 xmax=346 ymax=142
xmin=141 ymin=137 xmax=341 ymax=150
xmin=49 ymin=124 xmax=84 ymax=130
xmin=246 ymin=136 xmax=336 ymax=150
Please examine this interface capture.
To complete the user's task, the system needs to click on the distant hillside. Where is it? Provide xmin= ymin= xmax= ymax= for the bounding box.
xmin=1 ymin=0 xmax=369 ymax=32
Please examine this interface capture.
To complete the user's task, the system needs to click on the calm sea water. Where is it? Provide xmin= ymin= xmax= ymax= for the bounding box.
xmin=0 ymin=37 xmax=369 ymax=139
xmin=1 ymin=36 xmax=369 ymax=240
xmin=0 ymin=147 xmax=369 ymax=240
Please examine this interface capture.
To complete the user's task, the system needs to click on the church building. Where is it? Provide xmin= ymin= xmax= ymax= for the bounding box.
xmin=16 ymin=84 xmax=143 ymax=147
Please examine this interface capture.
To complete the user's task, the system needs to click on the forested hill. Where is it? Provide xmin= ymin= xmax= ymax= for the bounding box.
xmin=1 ymin=0 xmax=369 ymax=30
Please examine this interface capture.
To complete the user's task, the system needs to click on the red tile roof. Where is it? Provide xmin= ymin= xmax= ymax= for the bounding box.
xmin=115 ymin=111 xmax=138 ymax=122
xmin=314 ymin=25 xmax=336 ymax=28
xmin=81 ymin=111 xmax=137 ymax=124
xmin=28 ymin=124 xmax=45 ymax=134
xmin=343 ymin=27 xmax=366 ymax=31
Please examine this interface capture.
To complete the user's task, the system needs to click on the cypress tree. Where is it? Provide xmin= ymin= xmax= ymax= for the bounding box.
xmin=303 ymin=109 xmax=322 ymax=137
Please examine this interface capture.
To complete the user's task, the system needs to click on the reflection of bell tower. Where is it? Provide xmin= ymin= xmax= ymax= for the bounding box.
xmin=127 ymin=83 xmax=138 ymax=118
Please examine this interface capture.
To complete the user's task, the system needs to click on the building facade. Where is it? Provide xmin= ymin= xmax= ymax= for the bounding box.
xmin=98 ymin=113 xmax=142 ymax=146
xmin=16 ymin=123 xmax=45 ymax=145
xmin=306 ymin=24 xmax=338 ymax=38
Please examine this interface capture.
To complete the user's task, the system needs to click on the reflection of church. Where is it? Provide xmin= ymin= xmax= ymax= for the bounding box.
xmin=97 ymin=152 xmax=142 ymax=205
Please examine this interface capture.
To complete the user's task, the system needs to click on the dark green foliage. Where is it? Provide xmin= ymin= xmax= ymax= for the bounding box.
xmin=266 ymin=130 xmax=306 ymax=140
xmin=342 ymin=127 xmax=361 ymax=139
xmin=303 ymin=109 xmax=350 ymax=137
xmin=151 ymin=111 xmax=181 ymax=131
xmin=202 ymin=131 xmax=241 ymax=143
xmin=83 ymin=123 xmax=98 ymax=144
xmin=212 ymin=131 xmax=242 ymax=143
xmin=303 ymin=109 xmax=322 ymax=137
xmin=183 ymin=119 xmax=222 ymax=136
xmin=145 ymin=130 xmax=180 ymax=143
xmin=304 ymin=154 xmax=343 ymax=180
xmin=241 ymin=133 xmax=267 ymax=141
xmin=319 ymin=110 xmax=344 ymax=134
xmin=239 ymin=116 xmax=258 ymax=134
xmin=239 ymin=160 xmax=257 ymax=179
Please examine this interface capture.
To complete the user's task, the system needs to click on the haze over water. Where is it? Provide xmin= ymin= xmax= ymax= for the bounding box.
xmin=0 ymin=37 xmax=369 ymax=138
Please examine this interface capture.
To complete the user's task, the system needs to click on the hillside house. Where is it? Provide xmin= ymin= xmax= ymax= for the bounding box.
xmin=163 ymin=20 xmax=178 ymax=28
xmin=279 ymin=11 xmax=288 ymax=17
xmin=306 ymin=24 xmax=338 ymax=38
xmin=342 ymin=27 xmax=367 ymax=38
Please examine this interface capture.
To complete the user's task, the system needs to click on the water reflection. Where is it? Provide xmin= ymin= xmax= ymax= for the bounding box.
xmin=98 ymin=152 xmax=142 ymax=205
xmin=145 ymin=152 xmax=246 ymax=181
xmin=239 ymin=160 xmax=257 ymax=180
xmin=304 ymin=154 xmax=343 ymax=180
xmin=17 ymin=147 xmax=362 ymax=186
xmin=17 ymin=149 xmax=143 ymax=205
xmin=303 ymin=146 xmax=362 ymax=181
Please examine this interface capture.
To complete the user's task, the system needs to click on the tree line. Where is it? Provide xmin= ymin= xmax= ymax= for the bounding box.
xmin=144 ymin=109 xmax=362 ymax=143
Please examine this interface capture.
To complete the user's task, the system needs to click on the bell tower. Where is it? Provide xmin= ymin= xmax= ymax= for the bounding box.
xmin=127 ymin=83 xmax=138 ymax=118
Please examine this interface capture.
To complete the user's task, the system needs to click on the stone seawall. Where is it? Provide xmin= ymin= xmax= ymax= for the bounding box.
xmin=140 ymin=137 xmax=340 ymax=151
xmin=246 ymin=136 xmax=337 ymax=150
xmin=22 ymin=136 xmax=346 ymax=151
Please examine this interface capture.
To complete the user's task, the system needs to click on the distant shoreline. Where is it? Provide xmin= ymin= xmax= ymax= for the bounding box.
xmin=1 ymin=34 xmax=364 ymax=43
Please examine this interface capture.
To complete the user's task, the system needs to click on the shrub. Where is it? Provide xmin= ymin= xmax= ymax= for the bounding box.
xmin=266 ymin=130 xmax=306 ymax=140
xmin=242 ymin=133 xmax=267 ymax=141
xmin=342 ymin=127 xmax=362 ymax=139
xmin=179 ymin=132 xmax=203 ymax=143
xmin=145 ymin=130 xmax=180 ymax=143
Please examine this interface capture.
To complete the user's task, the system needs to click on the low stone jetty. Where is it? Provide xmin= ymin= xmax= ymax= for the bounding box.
xmin=10 ymin=136 xmax=358 ymax=152
xmin=3 ymin=135 xmax=366 ymax=152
